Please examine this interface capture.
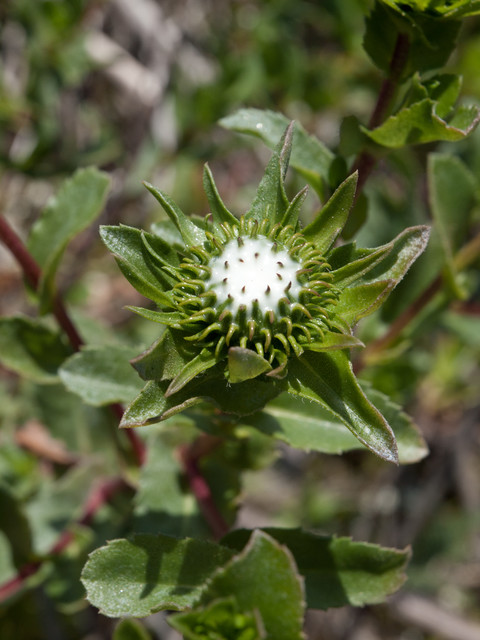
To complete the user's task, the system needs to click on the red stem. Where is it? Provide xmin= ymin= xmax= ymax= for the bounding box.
xmin=0 ymin=477 xmax=127 ymax=603
xmin=0 ymin=215 xmax=146 ymax=466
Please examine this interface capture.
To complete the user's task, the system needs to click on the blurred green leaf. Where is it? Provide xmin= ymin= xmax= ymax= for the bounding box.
xmin=81 ymin=534 xmax=235 ymax=617
xmin=222 ymin=528 xmax=410 ymax=609
xmin=28 ymin=167 xmax=110 ymax=312
xmin=0 ymin=316 xmax=71 ymax=383
xmin=59 ymin=345 xmax=143 ymax=406
xmin=286 ymin=350 xmax=398 ymax=463
xmin=113 ymin=618 xmax=153 ymax=640
xmin=220 ymin=109 xmax=335 ymax=195
xmin=199 ymin=531 xmax=305 ymax=640
xmin=0 ymin=484 xmax=33 ymax=568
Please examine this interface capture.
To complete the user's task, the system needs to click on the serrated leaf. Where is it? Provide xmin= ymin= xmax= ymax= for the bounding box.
xmin=303 ymin=172 xmax=358 ymax=253
xmin=228 ymin=347 xmax=272 ymax=383
xmin=245 ymin=123 xmax=293 ymax=225
xmin=199 ymin=531 xmax=305 ymax=640
xmin=100 ymin=225 xmax=174 ymax=306
xmin=428 ymin=153 xmax=476 ymax=294
xmin=113 ymin=619 xmax=153 ymax=640
xmin=286 ymin=350 xmax=398 ymax=463
xmin=203 ymin=164 xmax=239 ymax=229
xmin=220 ymin=109 xmax=335 ymax=195
xmin=28 ymin=167 xmax=110 ymax=312
xmin=81 ymin=534 xmax=235 ymax=618
xmin=0 ymin=316 xmax=71 ymax=383
xmin=222 ymin=528 xmax=410 ymax=610
xmin=363 ymin=100 xmax=480 ymax=148
xmin=244 ymin=387 xmax=426 ymax=463
xmin=59 ymin=345 xmax=143 ymax=406
xmin=169 ymin=596 xmax=263 ymax=640
xmin=144 ymin=182 xmax=207 ymax=247
xmin=0 ymin=484 xmax=33 ymax=568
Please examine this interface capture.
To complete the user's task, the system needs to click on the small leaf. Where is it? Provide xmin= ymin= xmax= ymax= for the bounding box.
xmin=331 ymin=245 xmax=392 ymax=287
xmin=166 ymin=349 xmax=218 ymax=396
xmin=59 ymin=345 xmax=143 ymax=406
xmin=220 ymin=108 xmax=335 ymax=195
xmin=281 ymin=185 xmax=308 ymax=227
xmin=222 ymin=528 xmax=410 ymax=610
xmin=246 ymin=123 xmax=293 ymax=225
xmin=303 ymin=172 xmax=358 ymax=253
xmin=363 ymin=100 xmax=480 ymax=148
xmin=131 ymin=329 xmax=195 ymax=382
xmin=286 ymin=350 xmax=398 ymax=463
xmin=334 ymin=280 xmax=395 ymax=326
xmin=113 ymin=619 xmax=152 ymax=640
xmin=169 ymin=597 xmax=263 ymax=640
xmin=144 ymin=182 xmax=207 ymax=247
xmin=304 ymin=331 xmax=365 ymax=352
xmin=100 ymin=225 xmax=174 ymax=306
xmin=81 ymin=534 xmax=235 ymax=618
xmin=127 ymin=307 xmax=184 ymax=326
xmin=203 ymin=164 xmax=239 ymax=229
xmin=199 ymin=531 xmax=305 ymax=640
xmin=228 ymin=347 xmax=272 ymax=383
xmin=0 ymin=316 xmax=71 ymax=383
xmin=28 ymin=167 xmax=110 ymax=312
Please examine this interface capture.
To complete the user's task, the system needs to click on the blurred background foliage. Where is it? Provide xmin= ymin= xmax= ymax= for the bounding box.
xmin=1 ymin=1 xmax=480 ymax=639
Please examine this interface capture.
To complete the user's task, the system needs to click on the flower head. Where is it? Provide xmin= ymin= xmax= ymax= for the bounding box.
xmin=101 ymin=123 xmax=429 ymax=462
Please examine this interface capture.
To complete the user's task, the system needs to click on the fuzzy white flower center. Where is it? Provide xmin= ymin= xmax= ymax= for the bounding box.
xmin=206 ymin=237 xmax=302 ymax=315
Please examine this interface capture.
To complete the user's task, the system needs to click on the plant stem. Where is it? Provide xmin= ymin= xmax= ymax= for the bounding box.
xmin=179 ymin=438 xmax=229 ymax=540
xmin=353 ymin=32 xmax=410 ymax=196
xmin=0 ymin=477 xmax=128 ymax=603
xmin=0 ymin=214 xmax=146 ymax=466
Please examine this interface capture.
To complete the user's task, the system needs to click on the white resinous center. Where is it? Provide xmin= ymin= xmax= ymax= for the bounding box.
xmin=206 ymin=236 xmax=302 ymax=315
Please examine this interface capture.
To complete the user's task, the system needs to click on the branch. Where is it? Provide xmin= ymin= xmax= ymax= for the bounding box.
xmin=0 ymin=214 xmax=146 ymax=466
xmin=0 ymin=477 xmax=128 ymax=603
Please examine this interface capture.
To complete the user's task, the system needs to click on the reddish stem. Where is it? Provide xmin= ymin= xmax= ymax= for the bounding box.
xmin=0 ymin=477 xmax=127 ymax=603
xmin=0 ymin=215 xmax=146 ymax=466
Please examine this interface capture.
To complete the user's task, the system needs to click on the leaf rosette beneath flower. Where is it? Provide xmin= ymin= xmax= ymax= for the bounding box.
xmin=101 ymin=123 xmax=429 ymax=462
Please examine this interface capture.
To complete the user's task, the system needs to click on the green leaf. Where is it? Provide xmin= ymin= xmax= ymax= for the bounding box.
xmin=363 ymin=100 xmax=480 ymax=148
xmin=199 ymin=531 xmax=305 ymax=640
xmin=166 ymin=349 xmax=218 ymax=396
xmin=113 ymin=619 xmax=153 ymax=640
xmin=131 ymin=329 xmax=195 ymax=382
xmin=334 ymin=280 xmax=395 ymax=326
xmin=421 ymin=74 xmax=461 ymax=119
xmin=244 ymin=388 xmax=427 ymax=463
xmin=127 ymin=307 xmax=184 ymax=326
xmin=100 ymin=225 xmax=174 ymax=306
xmin=302 ymin=172 xmax=358 ymax=253
xmin=144 ymin=182 xmax=207 ymax=247
xmin=286 ymin=350 xmax=398 ymax=462
xmin=59 ymin=345 xmax=143 ymax=406
xmin=121 ymin=367 xmax=286 ymax=427
xmin=428 ymin=153 xmax=476 ymax=294
xmin=28 ymin=167 xmax=110 ymax=312
xmin=222 ymin=528 xmax=410 ymax=610
xmin=81 ymin=534 xmax=235 ymax=617
xmin=246 ymin=122 xmax=293 ymax=225
xmin=303 ymin=331 xmax=364 ymax=352
xmin=203 ymin=164 xmax=239 ymax=229
xmin=0 ymin=316 xmax=71 ymax=383
xmin=0 ymin=484 xmax=33 ymax=568
xmin=281 ymin=185 xmax=308 ymax=228
xmin=228 ymin=347 xmax=272 ymax=383
xmin=220 ymin=109 xmax=335 ymax=195
xmin=169 ymin=596 xmax=263 ymax=640
xmin=133 ymin=429 xmax=208 ymax=538
xmin=331 ymin=245 xmax=392 ymax=287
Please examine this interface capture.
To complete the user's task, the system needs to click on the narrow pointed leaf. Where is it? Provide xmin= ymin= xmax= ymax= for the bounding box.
xmin=281 ymin=185 xmax=308 ymax=227
xmin=144 ymin=182 xmax=207 ymax=246
xmin=199 ymin=530 xmax=305 ymax=640
xmin=246 ymin=123 xmax=294 ymax=225
xmin=304 ymin=331 xmax=364 ymax=352
xmin=100 ymin=225 xmax=173 ymax=306
xmin=127 ymin=307 xmax=183 ymax=326
xmin=203 ymin=164 xmax=239 ymax=228
xmin=166 ymin=350 xmax=218 ymax=396
xmin=228 ymin=347 xmax=272 ymax=383
xmin=81 ymin=534 xmax=235 ymax=617
xmin=28 ymin=167 xmax=110 ymax=312
xmin=332 ymin=246 xmax=392 ymax=286
xmin=286 ymin=350 xmax=398 ymax=462
xmin=334 ymin=280 xmax=395 ymax=326
xmin=303 ymin=172 xmax=358 ymax=253
xmin=222 ymin=528 xmax=410 ymax=610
